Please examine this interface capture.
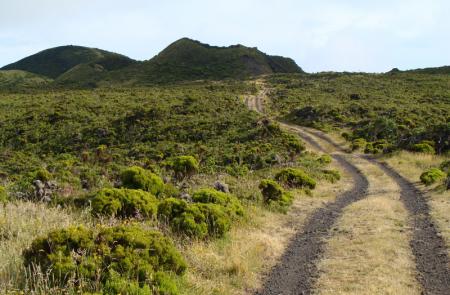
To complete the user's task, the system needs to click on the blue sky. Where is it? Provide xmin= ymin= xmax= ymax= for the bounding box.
xmin=1 ymin=0 xmax=449 ymax=72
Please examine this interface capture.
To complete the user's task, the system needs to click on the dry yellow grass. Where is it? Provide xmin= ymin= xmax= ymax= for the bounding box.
xmin=178 ymin=141 xmax=352 ymax=294
xmin=0 ymin=201 xmax=90 ymax=292
xmin=314 ymin=155 xmax=421 ymax=295
xmin=178 ymin=178 xmax=347 ymax=294
xmin=382 ymin=151 xmax=450 ymax=257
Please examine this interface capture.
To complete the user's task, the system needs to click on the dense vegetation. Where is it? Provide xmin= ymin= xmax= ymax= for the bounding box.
xmin=0 ymin=82 xmax=305 ymax=189
xmin=265 ymin=72 xmax=450 ymax=154
xmin=0 ymin=78 xmax=331 ymax=294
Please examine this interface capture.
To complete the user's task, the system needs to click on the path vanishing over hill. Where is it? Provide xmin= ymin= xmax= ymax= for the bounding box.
xmin=246 ymin=83 xmax=450 ymax=295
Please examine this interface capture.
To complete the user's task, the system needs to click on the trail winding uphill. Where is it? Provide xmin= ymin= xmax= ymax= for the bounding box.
xmin=246 ymin=85 xmax=450 ymax=295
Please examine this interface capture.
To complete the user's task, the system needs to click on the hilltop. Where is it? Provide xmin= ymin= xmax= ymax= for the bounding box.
xmin=1 ymin=45 xmax=134 ymax=79
xmin=126 ymin=38 xmax=303 ymax=83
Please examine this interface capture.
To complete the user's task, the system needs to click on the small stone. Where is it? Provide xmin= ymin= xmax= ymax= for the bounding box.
xmin=214 ymin=181 xmax=229 ymax=193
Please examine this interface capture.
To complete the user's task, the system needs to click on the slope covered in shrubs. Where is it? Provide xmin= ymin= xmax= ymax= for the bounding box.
xmin=0 ymin=82 xmax=303 ymax=187
xmin=265 ymin=73 xmax=450 ymax=154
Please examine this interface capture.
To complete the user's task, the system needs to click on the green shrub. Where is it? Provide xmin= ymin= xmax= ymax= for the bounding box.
xmin=120 ymin=166 xmax=164 ymax=196
xmin=411 ymin=143 xmax=435 ymax=154
xmin=34 ymin=168 xmax=52 ymax=182
xmin=23 ymin=225 xmax=186 ymax=294
xmin=351 ymin=138 xmax=367 ymax=151
xmin=439 ymin=160 xmax=450 ymax=173
xmin=90 ymin=188 xmax=158 ymax=218
xmin=282 ymin=133 xmax=305 ymax=154
xmin=420 ymin=168 xmax=446 ymax=186
xmin=321 ymin=169 xmax=341 ymax=183
xmin=0 ymin=186 xmax=8 ymax=203
xmin=275 ymin=168 xmax=316 ymax=189
xmin=158 ymin=198 xmax=232 ymax=239
xmin=158 ymin=198 xmax=208 ymax=238
xmin=317 ymin=154 xmax=332 ymax=165
xmin=364 ymin=140 xmax=393 ymax=154
xmin=197 ymin=203 xmax=231 ymax=237
xmin=192 ymin=188 xmax=244 ymax=217
xmin=258 ymin=179 xmax=293 ymax=212
xmin=168 ymin=156 xmax=199 ymax=179
xmin=23 ymin=226 xmax=96 ymax=281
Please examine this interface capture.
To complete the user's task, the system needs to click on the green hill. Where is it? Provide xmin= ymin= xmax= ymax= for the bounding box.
xmin=55 ymin=55 xmax=136 ymax=87
xmin=117 ymin=38 xmax=303 ymax=84
xmin=1 ymin=39 xmax=302 ymax=87
xmin=0 ymin=70 xmax=52 ymax=89
xmin=1 ymin=45 xmax=134 ymax=79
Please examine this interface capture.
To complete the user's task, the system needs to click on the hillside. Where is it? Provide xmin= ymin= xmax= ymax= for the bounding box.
xmin=1 ymin=45 xmax=134 ymax=79
xmin=264 ymin=72 xmax=450 ymax=153
xmin=134 ymin=38 xmax=303 ymax=82
xmin=0 ymin=70 xmax=52 ymax=89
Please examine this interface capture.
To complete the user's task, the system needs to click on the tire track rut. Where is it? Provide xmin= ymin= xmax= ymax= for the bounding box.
xmin=247 ymin=93 xmax=370 ymax=294
xmin=302 ymin=124 xmax=450 ymax=295
xmin=247 ymin=88 xmax=450 ymax=294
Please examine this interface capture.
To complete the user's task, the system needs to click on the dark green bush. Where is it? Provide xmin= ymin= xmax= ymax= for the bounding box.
xmin=321 ymin=169 xmax=341 ymax=183
xmin=275 ymin=168 xmax=316 ymax=189
xmin=439 ymin=160 xmax=450 ymax=173
xmin=258 ymin=179 xmax=293 ymax=212
xmin=168 ymin=156 xmax=199 ymax=179
xmin=411 ymin=143 xmax=435 ymax=154
xmin=192 ymin=188 xmax=244 ymax=217
xmin=90 ymin=188 xmax=158 ymax=218
xmin=23 ymin=225 xmax=186 ymax=294
xmin=420 ymin=168 xmax=446 ymax=186
xmin=120 ymin=166 xmax=165 ymax=196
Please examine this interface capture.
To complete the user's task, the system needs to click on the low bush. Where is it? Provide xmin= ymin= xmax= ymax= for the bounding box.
xmin=420 ymin=168 xmax=446 ymax=186
xmin=351 ymin=138 xmax=366 ymax=151
xmin=34 ymin=168 xmax=52 ymax=182
xmin=120 ymin=166 xmax=165 ymax=196
xmin=411 ymin=143 xmax=435 ymax=154
xmin=317 ymin=154 xmax=332 ymax=165
xmin=158 ymin=198 xmax=208 ymax=238
xmin=89 ymin=188 xmax=159 ymax=218
xmin=23 ymin=225 xmax=186 ymax=294
xmin=158 ymin=198 xmax=231 ymax=238
xmin=321 ymin=169 xmax=341 ymax=183
xmin=167 ymin=156 xmax=199 ymax=180
xmin=364 ymin=140 xmax=394 ymax=154
xmin=275 ymin=168 xmax=316 ymax=189
xmin=259 ymin=179 xmax=294 ymax=212
xmin=192 ymin=188 xmax=244 ymax=217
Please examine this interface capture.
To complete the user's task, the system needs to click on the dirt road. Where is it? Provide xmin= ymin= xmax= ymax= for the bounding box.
xmin=247 ymin=87 xmax=450 ymax=295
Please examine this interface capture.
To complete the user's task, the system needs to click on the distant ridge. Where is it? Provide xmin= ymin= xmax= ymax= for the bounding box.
xmin=1 ymin=45 xmax=134 ymax=79
xmin=388 ymin=66 xmax=450 ymax=75
xmin=1 ymin=39 xmax=303 ymax=87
